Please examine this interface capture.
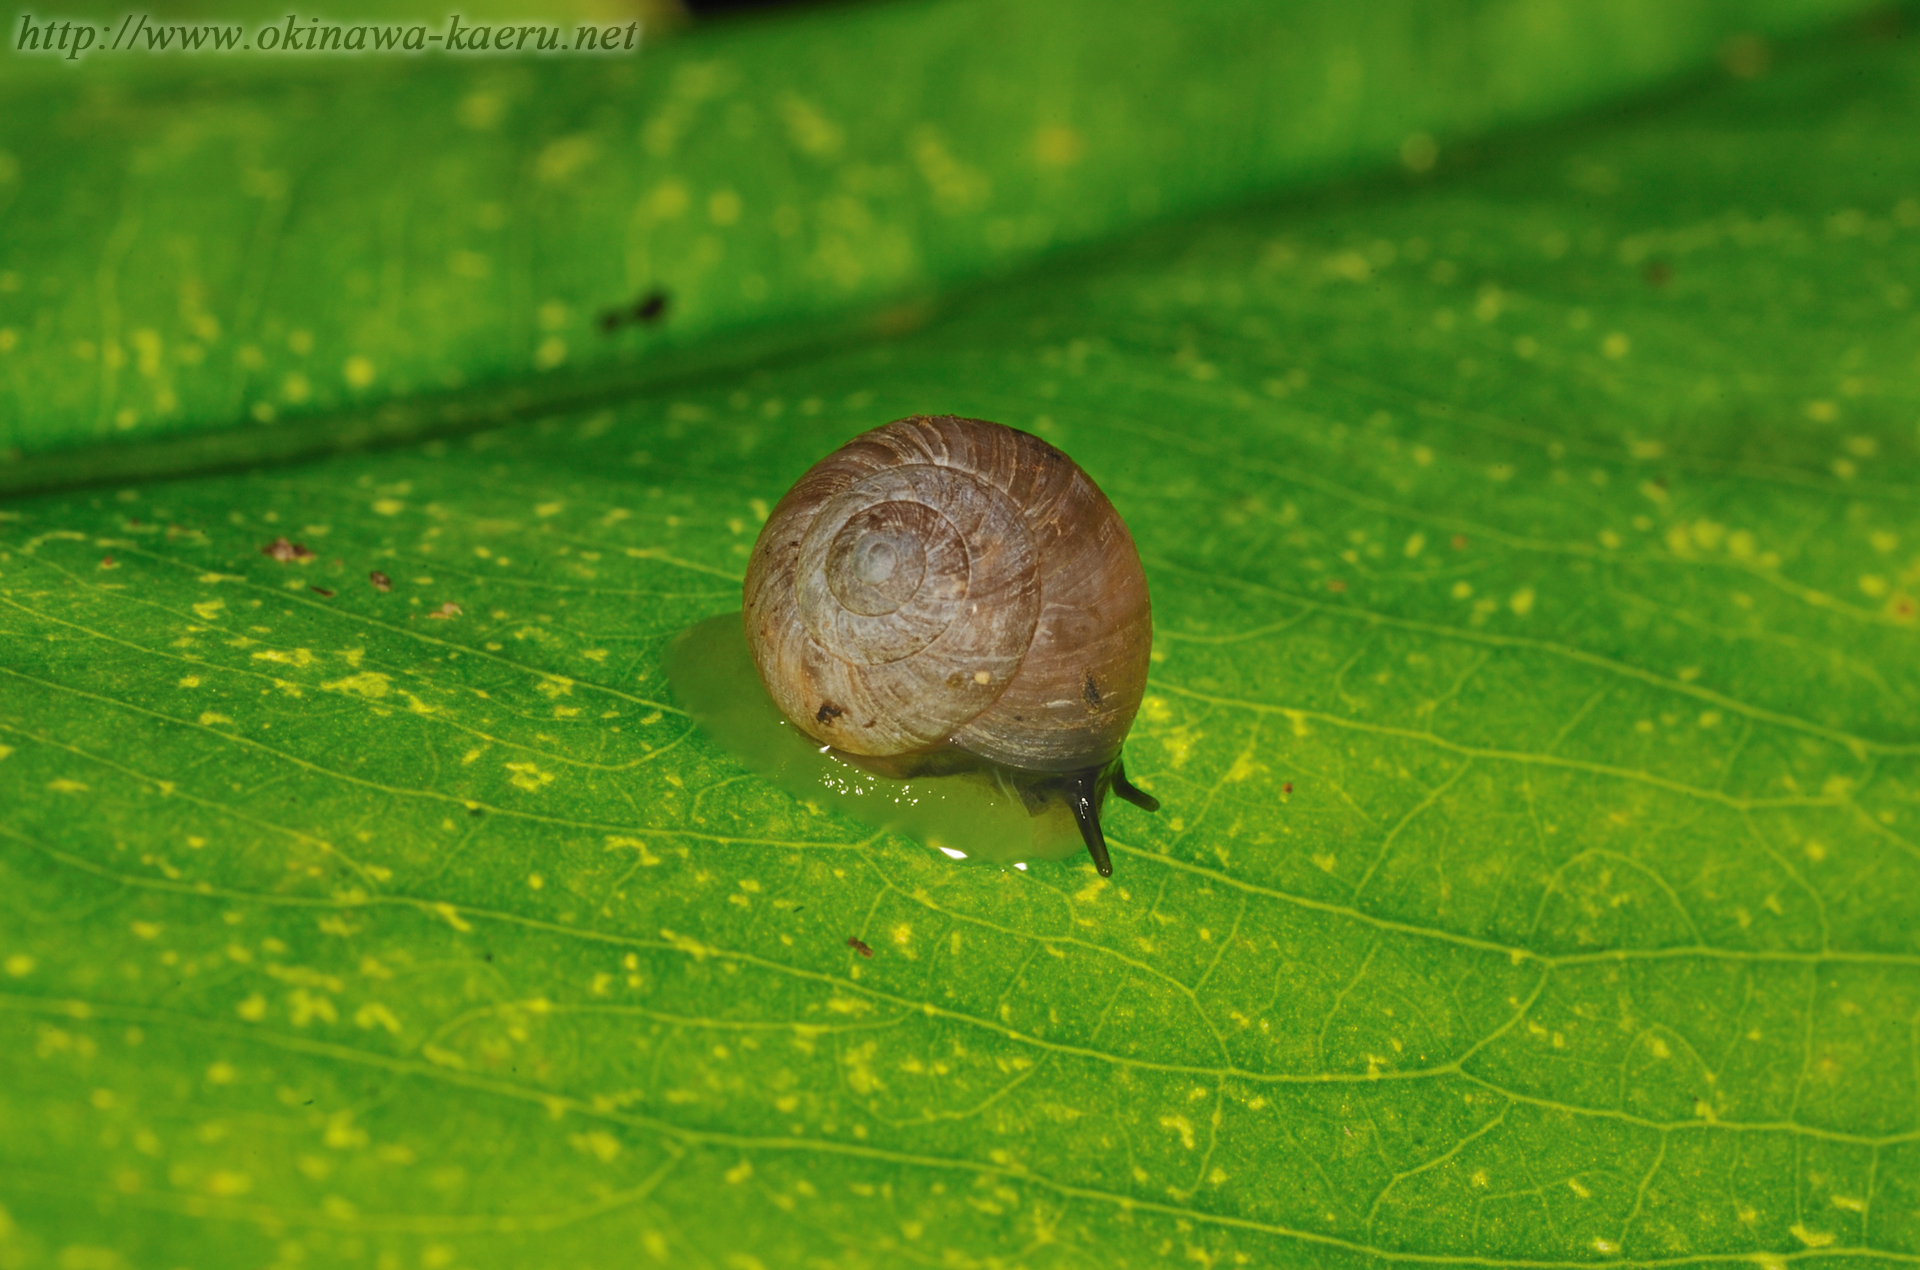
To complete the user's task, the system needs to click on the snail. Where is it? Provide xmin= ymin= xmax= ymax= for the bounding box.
xmin=731 ymin=414 xmax=1159 ymax=875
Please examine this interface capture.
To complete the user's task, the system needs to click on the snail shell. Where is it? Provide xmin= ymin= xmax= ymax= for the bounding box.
xmin=743 ymin=415 xmax=1157 ymax=873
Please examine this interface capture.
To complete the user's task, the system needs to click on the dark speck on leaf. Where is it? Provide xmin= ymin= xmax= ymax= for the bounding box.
xmin=369 ymin=570 xmax=393 ymax=592
xmin=847 ymin=936 xmax=873 ymax=958
xmin=310 ymin=586 xmax=336 ymax=598
xmin=1284 ymin=782 xmax=1293 ymax=795
xmin=468 ymin=807 xmax=484 ymax=817
xmin=634 ymin=289 xmax=669 ymax=323
xmin=597 ymin=288 xmax=669 ymax=334
xmin=1644 ymin=259 xmax=1672 ymax=286
xmin=1450 ymin=534 xmax=1469 ymax=550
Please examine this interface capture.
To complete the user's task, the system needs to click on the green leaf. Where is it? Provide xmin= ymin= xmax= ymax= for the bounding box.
xmin=0 ymin=0 xmax=1867 ymax=465
xmin=4 ymin=6 xmax=1920 ymax=1270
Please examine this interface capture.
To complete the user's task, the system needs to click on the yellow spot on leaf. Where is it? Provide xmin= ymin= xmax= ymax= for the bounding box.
xmin=570 ymin=1130 xmax=621 ymax=1162
xmin=354 ymin=1003 xmax=401 ymax=1034
xmin=1159 ymin=1115 xmax=1196 ymax=1150
xmin=48 ymin=778 xmax=88 ymax=793
xmin=321 ymin=672 xmax=390 ymax=700
xmin=1033 ymin=125 xmax=1083 ymax=166
xmin=505 ymin=762 xmax=554 ymax=791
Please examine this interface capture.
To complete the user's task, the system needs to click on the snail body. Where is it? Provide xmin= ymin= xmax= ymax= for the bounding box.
xmin=739 ymin=414 xmax=1157 ymax=874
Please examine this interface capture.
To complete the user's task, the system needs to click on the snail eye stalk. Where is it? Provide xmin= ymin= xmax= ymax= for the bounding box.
xmin=1112 ymin=759 xmax=1160 ymax=813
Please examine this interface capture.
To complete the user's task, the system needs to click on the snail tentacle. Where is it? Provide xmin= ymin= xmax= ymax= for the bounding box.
xmin=1112 ymin=759 xmax=1160 ymax=813
xmin=1063 ymin=767 xmax=1113 ymax=877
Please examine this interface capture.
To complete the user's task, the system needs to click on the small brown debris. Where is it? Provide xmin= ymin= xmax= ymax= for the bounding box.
xmin=310 ymin=586 xmax=336 ymax=598
xmin=262 ymin=537 xmax=315 ymax=563
xmin=1450 ymin=534 xmax=1469 ymax=550
xmin=1326 ymin=578 xmax=1347 ymax=592
xmin=846 ymin=936 xmax=873 ymax=958
xmin=369 ymin=571 xmax=393 ymax=593
xmin=1283 ymin=782 xmax=1293 ymax=795
xmin=99 ymin=555 xmax=117 ymax=570
xmin=425 ymin=602 xmax=463 ymax=620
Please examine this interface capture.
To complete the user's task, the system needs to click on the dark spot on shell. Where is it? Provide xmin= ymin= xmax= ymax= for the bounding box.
xmin=1083 ymin=672 xmax=1103 ymax=711
xmin=816 ymin=701 xmax=844 ymax=724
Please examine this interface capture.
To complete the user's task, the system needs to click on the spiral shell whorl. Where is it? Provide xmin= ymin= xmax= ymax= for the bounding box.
xmin=745 ymin=415 xmax=1151 ymax=772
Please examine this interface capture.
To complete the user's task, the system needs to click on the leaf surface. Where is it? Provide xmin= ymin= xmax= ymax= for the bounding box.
xmin=0 ymin=0 xmax=1867 ymax=462
xmin=3 ymin=9 xmax=1920 ymax=1270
